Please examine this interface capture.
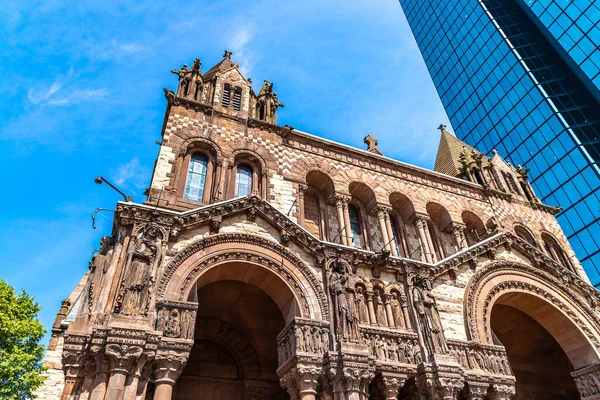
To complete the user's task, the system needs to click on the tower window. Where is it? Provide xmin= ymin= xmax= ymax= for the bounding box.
xmin=222 ymin=84 xmax=231 ymax=108
xmin=236 ymin=165 xmax=253 ymax=196
xmin=184 ymin=153 xmax=209 ymax=202
xmin=232 ymin=88 xmax=242 ymax=111
xmin=348 ymin=204 xmax=362 ymax=248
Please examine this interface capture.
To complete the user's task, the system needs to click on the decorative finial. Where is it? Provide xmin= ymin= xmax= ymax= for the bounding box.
xmin=223 ymin=50 xmax=232 ymax=59
xmin=438 ymin=124 xmax=447 ymax=132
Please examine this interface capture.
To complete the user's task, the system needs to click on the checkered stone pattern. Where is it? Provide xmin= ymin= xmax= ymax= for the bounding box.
xmin=152 ymin=107 xmax=581 ymax=276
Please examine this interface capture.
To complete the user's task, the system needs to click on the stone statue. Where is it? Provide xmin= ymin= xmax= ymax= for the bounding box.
xmin=165 ymin=308 xmax=181 ymax=338
xmin=181 ymin=309 xmax=195 ymax=339
xmin=303 ymin=326 xmax=313 ymax=353
xmin=355 ymin=286 xmax=369 ymax=323
xmin=171 ymin=64 xmax=189 ymax=97
xmin=373 ymin=289 xmax=387 ymax=326
xmin=156 ymin=307 xmax=169 ymax=332
xmin=412 ymin=275 xmax=448 ymax=357
xmin=328 ymin=259 xmax=360 ymax=342
xmin=295 ymin=327 xmax=304 ymax=352
xmin=390 ymin=292 xmax=404 ymax=328
xmin=117 ymin=224 xmax=162 ymax=316
xmin=85 ymin=236 xmax=114 ymax=318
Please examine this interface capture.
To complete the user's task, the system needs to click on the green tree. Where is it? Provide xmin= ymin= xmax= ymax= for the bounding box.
xmin=0 ymin=278 xmax=46 ymax=399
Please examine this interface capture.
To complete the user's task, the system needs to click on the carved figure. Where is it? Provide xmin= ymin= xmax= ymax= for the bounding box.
xmin=85 ymin=236 xmax=114 ymax=318
xmin=181 ymin=309 xmax=195 ymax=339
xmin=390 ymin=292 xmax=404 ymax=328
xmin=375 ymin=335 xmax=386 ymax=360
xmin=321 ymin=328 xmax=329 ymax=352
xmin=328 ymin=260 xmax=360 ymax=342
xmin=303 ymin=326 xmax=313 ymax=352
xmin=171 ymin=64 xmax=189 ymax=97
xmin=356 ymin=286 xmax=369 ymax=323
xmin=387 ymin=339 xmax=398 ymax=361
xmin=165 ymin=308 xmax=181 ymax=338
xmin=295 ymin=327 xmax=304 ymax=352
xmin=373 ymin=289 xmax=387 ymax=326
xmin=412 ymin=275 xmax=448 ymax=356
xmin=156 ymin=307 xmax=169 ymax=332
xmin=412 ymin=343 xmax=422 ymax=365
xmin=117 ymin=224 xmax=162 ymax=316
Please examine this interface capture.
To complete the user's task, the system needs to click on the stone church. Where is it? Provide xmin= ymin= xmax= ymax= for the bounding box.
xmin=37 ymin=52 xmax=600 ymax=400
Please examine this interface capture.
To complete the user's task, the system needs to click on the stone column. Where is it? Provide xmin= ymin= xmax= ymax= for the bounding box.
xmin=383 ymin=294 xmax=396 ymax=329
xmin=123 ymin=351 xmax=155 ymax=400
xmin=342 ymin=200 xmax=353 ymax=247
xmin=366 ymin=291 xmax=377 ymax=326
xmin=298 ymin=184 xmax=308 ymax=227
xmin=78 ymin=358 xmax=97 ymax=400
xmin=400 ymin=296 xmax=412 ymax=331
xmin=333 ymin=195 xmax=348 ymax=246
xmin=89 ymin=347 xmax=109 ymax=400
xmin=104 ymin=344 xmax=143 ymax=400
xmin=413 ymin=214 xmax=433 ymax=263
xmin=212 ymin=161 xmax=223 ymax=201
xmin=153 ymin=354 xmax=188 ymax=400
xmin=261 ymin=172 xmax=268 ymax=199
xmin=375 ymin=206 xmax=391 ymax=252
xmin=384 ymin=212 xmax=398 ymax=257
xmin=281 ymin=368 xmax=320 ymax=400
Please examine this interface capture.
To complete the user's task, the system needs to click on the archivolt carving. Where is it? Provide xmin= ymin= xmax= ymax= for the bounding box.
xmin=157 ymin=233 xmax=329 ymax=321
xmin=465 ymin=261 xmax=600 ymax=351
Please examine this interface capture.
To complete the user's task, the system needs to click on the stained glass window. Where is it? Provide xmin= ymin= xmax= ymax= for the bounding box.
xmin=236 ymin=165 xmax=253 ymax=196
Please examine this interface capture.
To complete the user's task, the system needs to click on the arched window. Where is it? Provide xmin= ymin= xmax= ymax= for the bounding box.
xmin=232 ymin=87 xmax=242 ymax=111
xmin=184 ymin=153 xmax=209 ymax=202
xmin=542 ymin=233 xmax=574 ymax=271
xmin=221 ymin=84 xmax=231 ymax=108
xmin=236 ymin=165 xmax=253 ymax=196
xmin=348 ymin=204 xmax=362 ymax=248
xmin=515 ymin=225 xmax=537 ymax=248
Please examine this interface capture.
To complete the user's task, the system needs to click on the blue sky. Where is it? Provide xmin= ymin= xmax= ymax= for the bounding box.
xmin=0 ymin=0 xmax=449 ymax=341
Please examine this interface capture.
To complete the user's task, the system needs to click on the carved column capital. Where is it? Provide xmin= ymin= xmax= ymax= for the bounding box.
xmin=332 ymin=194 xmax=350 ymax=207
xmin=379 ymin=375 xmax=406 ymax=400
xmin=446 ymin=222 xmax=466 ymax=234
xmin=412 ymin=213 xmax=430 ymax=227
xmin=373 ymin=205 xmax=392 ymax=218
xmin=105 ymin=343 xmax=143 ymax=374
xmin=281 ymin=367 xmax=321 ymax=399
xmin=154 ymin=354 xmax=188 ymax=385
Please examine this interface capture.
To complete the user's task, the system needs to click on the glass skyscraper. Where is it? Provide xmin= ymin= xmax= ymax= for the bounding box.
xmin=398 ymin=0 xmax=600 ymax=284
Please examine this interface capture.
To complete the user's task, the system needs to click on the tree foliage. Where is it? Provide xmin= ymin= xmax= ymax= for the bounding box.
xmin=0 ymin=278 xmax=46 ymax=399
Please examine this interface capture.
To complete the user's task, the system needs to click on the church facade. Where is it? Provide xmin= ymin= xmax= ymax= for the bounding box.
xmin=37 ymin=52 xmax=600 ymax=400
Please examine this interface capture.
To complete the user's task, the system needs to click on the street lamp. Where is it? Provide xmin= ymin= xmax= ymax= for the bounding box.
xmin=94 ymin=176 xmax=133 ymax=202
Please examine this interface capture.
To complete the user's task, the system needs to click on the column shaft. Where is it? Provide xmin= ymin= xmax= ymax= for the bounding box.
xmin=104 ymin=372 xmax=127 ymax=400
xmin=384 ymin=297 xmax=396 ymax=328
xmin=89 ymin=372 xmax=109 ymax=400
xmin=153 ymin=382 xmax=174 ymax=400
xmin=366 ymin=292 xmax=377 ymax=325
xmin=384 ymin=214 xmax=398 ymax=256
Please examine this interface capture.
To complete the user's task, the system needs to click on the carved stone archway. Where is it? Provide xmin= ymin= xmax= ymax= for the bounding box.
xmin=465 ymin=261 xmax=600 ymax=399
xmin=158 ymin=233 xmax=329 ymax=322
xmin=464 ymin=261 xmax=600 ymax=367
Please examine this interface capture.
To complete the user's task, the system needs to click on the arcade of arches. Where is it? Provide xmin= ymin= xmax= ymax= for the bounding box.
xmin=36 ymin=52 xmax=600 ymax=400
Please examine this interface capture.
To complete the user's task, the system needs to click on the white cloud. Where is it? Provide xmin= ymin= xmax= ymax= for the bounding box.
xmin=46 ymin=87 xmax=110 ymax=106
xmin=27 ymin=69 xmax=109 ymax=106
xmin=228 ymin=25 xmax=254 ymax=76
xmin=113 ymin=157 xmax=149 ymax=190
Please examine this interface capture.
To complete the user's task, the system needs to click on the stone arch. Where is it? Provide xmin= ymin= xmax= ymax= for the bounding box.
xmin=461 ymin=210 xmax=486 ymax=245
xmin=306 ymin=170 xmax=336 ymax=200
xmin=513 ymin=224 xmax=538 ymax=248
xmin=349 ymin=181 xmax=377 ymax=212
xmin=193 ymin=317 xmax=262 ymax=379
xmin=389 ymin=192 xmax=416 ymax=222
xmin=158 ymin=233 xmax=328 ymax=322
xmin=464 ymin=261 xmax=600 ymax=369
xmin=426 ymin=202 xmax=453 ymax=230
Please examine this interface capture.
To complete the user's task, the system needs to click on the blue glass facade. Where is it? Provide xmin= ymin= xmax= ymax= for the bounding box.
xmin=398 ymin=0 xmax=600 ymax=284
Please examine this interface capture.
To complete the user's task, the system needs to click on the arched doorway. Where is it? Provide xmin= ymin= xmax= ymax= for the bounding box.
xmin=491 ymin=303 xmax=578 ymax=399
xmin=173 ymin=262 xmax=301 ymax=400
xmin=466 ymin=262 xmax=600 ymax=400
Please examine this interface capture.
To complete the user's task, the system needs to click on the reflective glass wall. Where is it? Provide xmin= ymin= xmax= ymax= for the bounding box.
xmin=398 ymin=0 xmax=600 ymax=284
